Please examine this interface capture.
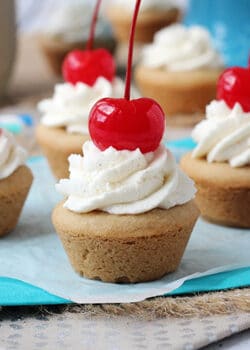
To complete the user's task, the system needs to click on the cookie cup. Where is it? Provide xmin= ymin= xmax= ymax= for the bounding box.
xmin=135 ymin=66 xmax=222 ymax=124
xmin=36 ymin=124 xmax=89 ymax=179
xmin=52 ymin=200 xmax=199 ymax=283
xmin=0 ymin=165 xmax=33 ymax=237
xmin=181 ymin=153 xmax=250 ymax=228
xmin=107 ymin=7 xmax=179 ymax=44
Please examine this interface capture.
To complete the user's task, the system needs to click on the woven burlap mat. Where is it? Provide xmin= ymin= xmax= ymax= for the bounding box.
xmin=51 ymin=288 xmax=250 ymax=320
xmin=0 ymin=288 xmax=249 ymax=321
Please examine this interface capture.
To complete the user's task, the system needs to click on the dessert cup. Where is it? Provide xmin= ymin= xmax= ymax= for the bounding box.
xmin=52 ymin=139 xmax=198 ymax=284
xmin=52 ymin=2 xmax=198 ymax=283
xmin=53 ymin=200 xmax=199 ymax=283
xmin=38 ymin=1 xmax=116 ymax=76
xmin=135 ymin=66 xmax=222 ymax=124
xmin=0 ymin=165 xmax=33 ymax=236
xmin=36 ymin=77 xmax=127 ymax=179
xmin=181 ymin=153 xmax=250 ymax=228
xmin=135 ymin=24 xmax=224 ymax=125
xmin=36 ymin=124 xmax=89 ymax=179
xmin=107 ymin=6 xmax=179 ymax=44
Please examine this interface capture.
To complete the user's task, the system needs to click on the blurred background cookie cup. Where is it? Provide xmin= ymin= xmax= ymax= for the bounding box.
xmin=135 ymin=67 xmax=222 ymax=126
xmin=35 ymin=124 xmax=89 ymax=179
xmin=106 ymin=0 xmax=181 ymax=70
xmin=0 ymin=130 xmax=33 ymax=237
xmin=181 ymin=153 xmax=250 ymax=228
xmin=106 ymin=5 xmax=179 ymax=44
xmin=38 ymin=1 xmax=116 ymax=76
xmin=0 ymin=165 xmax=33 ymax=237
xmin=135 ymin=24 xmax=224 ymax=126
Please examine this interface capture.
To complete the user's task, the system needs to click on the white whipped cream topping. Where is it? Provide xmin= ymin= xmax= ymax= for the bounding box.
xmin=38 ymin=77 xmax=125 ymax=135
xmin=192 ymin=100 xmax=250 ymax=167
xmin=0 ymin=129 xmax=27 ymax=180
xmin=141 ymin=24 xmax=223 ymax=71
xmin=44 ymin=1 xmax=112 ymax=42
xmin=56 ymin=141 xmax=196 ymax=214
xmin=113 ymin=0 xmax=175 ymax=12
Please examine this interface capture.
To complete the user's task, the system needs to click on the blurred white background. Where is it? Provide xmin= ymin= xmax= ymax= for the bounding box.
xmin=16 ymin=0 xmax=188 ymax=32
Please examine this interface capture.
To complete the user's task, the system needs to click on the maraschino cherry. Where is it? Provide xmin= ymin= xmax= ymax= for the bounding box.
xmin=62 ymin=0 xmax=115 ymax=86
xmin=217 ymin=66 xmax=250 ymax=112
xmin=89 ymin=0 xmax=165 ymax=153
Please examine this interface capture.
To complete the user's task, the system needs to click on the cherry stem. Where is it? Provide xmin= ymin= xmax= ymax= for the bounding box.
xmin=124 ymin=0 xmax=141 ymax=100
xmin=86 ymin=0 xmax=102 ymax=51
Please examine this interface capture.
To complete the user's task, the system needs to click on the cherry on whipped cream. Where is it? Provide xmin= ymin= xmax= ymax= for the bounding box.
xmin=63 ymin=49 xmax=115 ymax=86
xmin=89 ymin=0 xmax=165 ymax=153
xmin=89 ymin=97 xmax=164 ymax=153
xmin=62 ymin=0 xmax=115 ymax=86
xmin=217 ymin=67 xmax=250 ymax=112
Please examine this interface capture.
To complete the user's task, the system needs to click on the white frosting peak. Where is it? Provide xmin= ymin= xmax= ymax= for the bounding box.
xmin=0 ymin=129 xmax=27 ymax=180
xmin=38 ymin=77 xmax=125 ymax=135
xmin=192 ymin=100 xmax=250 ymax=167
xmin=141 ymin=24 xmax=223 ymax=71
xmin=56 ymin=141 xmax=196 ymax=214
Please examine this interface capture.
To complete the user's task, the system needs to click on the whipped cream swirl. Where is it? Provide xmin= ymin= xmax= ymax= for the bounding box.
xmin=192 ymin=100 xmax=250 ymax=167
xmin=141 ymin=24 xmax=223 ymax=71
xmin=0 ymin=129 xmax=27 ymax=180
xmin=45 ymin=1 xmax=112 ymax=43
xmin=113 ymin=0 xmax=175 ymax=12
xmin=56 ymin=141 xmax=196 ymax=214
xmin=38 ymin=77 xmax=125 ymax=135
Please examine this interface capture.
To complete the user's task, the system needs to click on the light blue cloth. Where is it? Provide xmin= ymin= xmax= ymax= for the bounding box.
xmin=0 ymin=150 xmax=249 ymax=306
xmin=1 ymin=267 xmax=250 ymax=306
xmin=167 ymin=138 xmax=196 ymax=162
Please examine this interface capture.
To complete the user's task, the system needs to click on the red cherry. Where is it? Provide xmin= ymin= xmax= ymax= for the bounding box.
xmin=89 ymin=97 xmax=165 ymax=153
xmin=88 ymin=0 xmax=165 ymax=154
xmin=62 ymin=49 xmax=115 ymax=86
xmin=217 ymin=67 xmax=250 ymax=112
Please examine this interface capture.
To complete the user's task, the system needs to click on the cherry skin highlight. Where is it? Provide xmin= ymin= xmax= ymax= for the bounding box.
xmin=217 ymin=67 xmax=250 ymax=112
xmin=89 ymin=97 xmax=165 ymax=153
xmin=62 ymin=49 xmax=115 ymax=86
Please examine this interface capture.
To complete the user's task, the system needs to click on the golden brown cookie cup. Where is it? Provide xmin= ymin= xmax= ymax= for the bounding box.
xmin=107 ymin=7 xmax=179 ymax=44
xmin=52 ymin=200 xmax=199 ymax=283
xmin=36 ymin=124 xmax=89 ymax=179
xmin=39 ymin=35 xmax=116 ymax=76
xmin=135 ymin=66 xmax=222 ymax=124
xmin=181 ymin=153 xmax=250 ymax=228
xmin=0 ymin=166 xmax=33 ymax=237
